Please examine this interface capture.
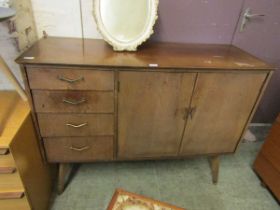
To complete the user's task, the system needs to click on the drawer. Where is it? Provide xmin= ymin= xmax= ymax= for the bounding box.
xmin=0 ymin=153 xmax=16 ymax=174
xmin=27 ymin=67 xmax=114 ymax=90
xmin=0 ymin=196 xmax=30 ymax=210
xmin=0 ymin=172 xmax=24 ymax=199
xmin=0 ymin=148 xmax=9 ymax=155
xmin=38 ymin=113 xmax=114 ymax=137
xmin=44 ymin=136 xmax=114 ymax=162
xmin=33 ymin=90 xmax=114 ymax=113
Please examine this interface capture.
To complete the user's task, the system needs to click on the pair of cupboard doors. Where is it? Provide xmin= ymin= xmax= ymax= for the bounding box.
xmin=118 ymin=71 xmax=266 ymax=159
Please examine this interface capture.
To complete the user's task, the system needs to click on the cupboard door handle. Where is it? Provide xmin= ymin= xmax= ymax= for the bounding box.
xmin=69 ymin=145 xmax=90 ymax=152
xmin=183 ymin=107 xmax=197 ymax=120
xmin=63 ymin=98 xmax=86 ymax=105
xmin=66 ymin=122 xmax=88 ymax=128
xmin=58 ymin=75 xmax=84 ymax=83
xmin=189 ymin=107 xmax=196 ymax=119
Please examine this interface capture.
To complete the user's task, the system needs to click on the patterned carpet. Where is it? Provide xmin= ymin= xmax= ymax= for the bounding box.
xmin=50 ymin=126 xmax=279 ymax=210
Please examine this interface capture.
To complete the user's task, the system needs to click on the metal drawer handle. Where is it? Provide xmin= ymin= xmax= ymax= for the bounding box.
xmin=69 ymin=145 xmax=90 ymax=152
xmin=58 ymin=75 xmax=84 ymax=83
xmin=63 ymin=98 xmax=86 ymax=105
xmin=66 ymin=122 xmax=88 ymax=128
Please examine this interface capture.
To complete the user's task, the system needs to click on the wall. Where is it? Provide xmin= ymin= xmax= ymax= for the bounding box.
xmin=153 ymin=0 xmax=244 ymax=44
xmin=31 ymin=0 xmax=101 ymax=39
xmin=0 ymin=0 xmax=37 ymax=90
xmin=31 ymin=0 xmax=245 ymax=43
xmin=0 ymin=22 xmax=22 ymax=89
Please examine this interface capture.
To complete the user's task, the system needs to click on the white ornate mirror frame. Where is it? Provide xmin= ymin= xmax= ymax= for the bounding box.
xmin=93 ymin=0 xmax=159 ymax=51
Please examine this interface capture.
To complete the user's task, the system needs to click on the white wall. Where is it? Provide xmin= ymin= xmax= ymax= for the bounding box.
xmin=31 ymin=0 xmax=102 ymax=39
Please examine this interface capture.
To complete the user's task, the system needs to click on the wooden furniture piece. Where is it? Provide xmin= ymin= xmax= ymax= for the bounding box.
xmin=0 ymin=56 xmax=27 ymax=135
xmin=254 ymin=114 xmax=280 ymax=201
xmin=107 ymin=189 xmax=185 ymax=210
xmin=0 ymin=91 xmax=53 ymax=210
xmin=16 ymin=37 xmax=274 ymax=194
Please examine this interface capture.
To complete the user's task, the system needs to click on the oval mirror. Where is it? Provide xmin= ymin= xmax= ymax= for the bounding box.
xmin=93 ymin=0 xmax=159 ymax=51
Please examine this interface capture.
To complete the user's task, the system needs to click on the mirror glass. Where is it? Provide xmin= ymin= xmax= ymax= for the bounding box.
xmin=94 ymin=0 xmax=158 ymax=51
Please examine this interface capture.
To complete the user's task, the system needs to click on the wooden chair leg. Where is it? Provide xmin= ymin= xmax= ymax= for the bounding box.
xmin=209 ymin=155 xmax=219 ymax=184
xmin=57 ymin=163 xmax=71 ymax=195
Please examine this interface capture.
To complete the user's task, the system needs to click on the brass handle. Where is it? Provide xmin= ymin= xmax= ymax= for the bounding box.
xmin=58 ymin=75 xmax=84 ymax=83
xmin=66 ymin=122 xmax=88 ymax=128
xmin=189 ymin=107 xmax=196 ymax=119
xmin=63 ymin=98 xmax=86 ymax=105
xmin=69 ymin=145 xmax=90 ymax=152
xmin=183 ymin=107 xmax=196 ymax=120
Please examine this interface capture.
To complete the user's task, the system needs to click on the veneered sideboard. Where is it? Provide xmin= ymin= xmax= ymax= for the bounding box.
xmin=16 ymin=37 xmax=274 ymax=194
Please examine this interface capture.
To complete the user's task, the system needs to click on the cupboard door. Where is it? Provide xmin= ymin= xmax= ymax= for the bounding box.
xmin=118 ymin=72 xmax=196 ymax=158
xmin=180 ymin=72 xmax=267 ymax=155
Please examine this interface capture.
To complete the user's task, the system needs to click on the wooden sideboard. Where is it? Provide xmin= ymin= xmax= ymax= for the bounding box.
xmin=16 ymin=37 xmax=274 ymax=194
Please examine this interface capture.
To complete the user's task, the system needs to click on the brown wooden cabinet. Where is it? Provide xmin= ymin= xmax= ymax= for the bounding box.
xmin=254 ymin=114 xmax=280 ymax=201
xmin=16 ymin=37 xmax=274 ymax=193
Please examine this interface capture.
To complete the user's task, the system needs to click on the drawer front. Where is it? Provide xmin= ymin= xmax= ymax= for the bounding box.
xmin=33 ymin=90 xmax=114 ymax=113
xmin=0 ymin=153 xmax=16 ymax=174
xmin=0 ymin=196 xmax=31 ymax=210
xmin=27 ymin=67 xmax=114 ymax=90
xmin=38 ymin=113 xmax=114 ymax=137
xmin=44 ymin=137 xmax=114 ymax=162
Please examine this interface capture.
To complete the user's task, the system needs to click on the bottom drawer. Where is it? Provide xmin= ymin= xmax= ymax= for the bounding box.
xmin=0 ymin=196 xmax=30 ymax=210
xmin=44 ymin=137 xmax=114 ymax=162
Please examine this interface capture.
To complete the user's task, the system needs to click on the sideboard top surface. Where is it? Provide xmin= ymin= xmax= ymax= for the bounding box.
xmin=16 ymin=37 xmax=273 ymax=71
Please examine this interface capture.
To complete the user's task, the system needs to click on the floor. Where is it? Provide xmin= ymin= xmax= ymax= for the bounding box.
xmin=50 ymin=127 xmax=279 ymax=210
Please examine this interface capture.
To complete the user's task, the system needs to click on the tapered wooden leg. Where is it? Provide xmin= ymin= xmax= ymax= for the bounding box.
xmin=57 ymin=163 xmax=71 ymax=195
xmin=209 ymin=155 xmax=219 ymax=184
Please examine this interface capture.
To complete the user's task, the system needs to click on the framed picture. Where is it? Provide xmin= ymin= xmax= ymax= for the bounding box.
xmin=107 ymin=189 xmax=186 ymax=210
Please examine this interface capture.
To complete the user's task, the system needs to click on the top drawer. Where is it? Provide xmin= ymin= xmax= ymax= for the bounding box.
xmin=26 ymin=67 xmax=114 ymax=90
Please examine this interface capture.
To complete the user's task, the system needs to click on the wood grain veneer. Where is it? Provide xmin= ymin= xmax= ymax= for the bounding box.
xmin=16 ymin=37 xmax=273 ymax=70
xmin=32 ymin=90 xmax=114 ymax=113
xmin=16 ymin=37 xmax=274 ymax=194
xmin=0 ymin=91 xmax=53 ymax=210
xmin=37 ymin=113 xmax=114 ymax=137
xmin=44 ymin=136 xmax=114 ymax=162
xmin=254 ymin=114 xmax=280 ymax=201
xmin=27 ymin=67 xmax=114 ymax=91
